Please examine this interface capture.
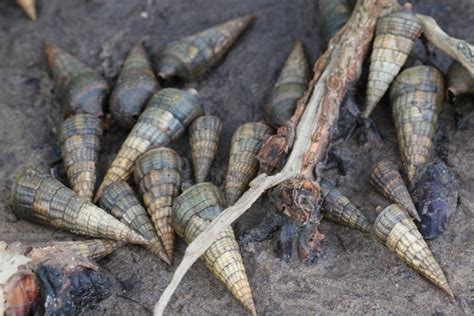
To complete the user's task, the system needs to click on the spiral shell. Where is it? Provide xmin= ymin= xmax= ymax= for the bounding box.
xmin=100 ymin=180 xmax=170 ymax=264
xmin=370 ymin=160 xmax=420 ymax=221
xmin=319 ymin=178 xmax=370 ymax=233
xmin=110 ymin=42 xmax=160 ymax=129
xmin=44 ymin=41 xmax=109 ymax=117
xmin=189 ymin=115 xmax=223 ymax=183
xmin=363 ymin=7 xmax=422 ymax=118
xmin=94 ymin=88 xmax=203 ymax=202
xmin=264 ymin=40 xmax=309 ymax=127
xmin=172 ymin=183 xmax=256 ymax=315
xmin=44 ymin=239 xmax=123 ymax=261
xmin=446 ymin=61 xmax=474 ymax=103
xmin=374 ymin=204 xmax=454 ymax=298
xmin=319 ymin=0 xmax=352 ymax=46
xmin=59 ymin=114 xmax=102 ymax=201
xmin=16 ymin=0 xmax=36 ymax=20
xmin=390 ymin=66 xmax=444 ymax=184
xmin=134 ymin=148 xmax=182 ymax=262
xmin=225 ymin=122 xmax=272 ymax=206
xmin=156 ymin=15 xmax=254 ymax=81
xmin=11 ymin=167 xmax=147 ymax=245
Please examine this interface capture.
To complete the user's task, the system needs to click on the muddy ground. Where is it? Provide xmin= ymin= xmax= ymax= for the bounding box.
xmin=0 ymin=0 xmax=473 ymax=315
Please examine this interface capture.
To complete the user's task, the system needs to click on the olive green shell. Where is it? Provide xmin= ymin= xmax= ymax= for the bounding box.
xmin=172 ymin=183 xmax=256 ymax=315
xmin=446 ymin=60 xmax=474 ymax=103
xmin=11 ymin=167 xmax=146 ymax=245
xmin=110 ymin=42 xmax=160 ymax=129
xmin=363 ymin=8 xmax=421 ymax=118
xmin=59 ymin=114 xmax=102 ymax=201
xmin=45 ymin=239 xmax=123 ymax=261
xmin=319 ymin=178 xmax=370 ymax=233
xmin=99 ymin=180 xmax=170 ymax=264
xmin=189 ymin=115 xmax=223 ymax=183
xmin=224 ymin=122 xmax=272 ymax=206
xmin=17 ymin=0 xmax=36 ymax=20
xmin=389 ymin=66 xmax=444 ymax=184
xmin=370 ymin=160 xmax=420 ymax=221
xmin=134 ymin=148 xmax=182 ymax=262
xmin=319 ymin=0 xmax=352 ymax=46
xmin=44 ymin=41 xmax=109 ymax=117
xmin=95 ymin=88 xmax=203 ymax=202
xmin=264 ymin=40 xmax=309 ymax=127
xmin=374 ymin=204 xmax=453 ymax=298
xmin=156 ymin=15 xmax=253 ymax=81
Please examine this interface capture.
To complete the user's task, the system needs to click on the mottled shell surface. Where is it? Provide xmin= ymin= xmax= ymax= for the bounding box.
xmin=319 ymin=178 xmax=370 ymax=233
xmin=59 ymin=114 xmax=102 ymax=201
xmin=100 ymin=180 xmax=169 ymax=263
xmin=264 ymin=40 xmax=309 ymax=127
xmin=370 ymin=160 xmax=419 ymax=221
xmin=172 ymin=183 xmax=256 ymax=315
xmin=17 ymin=0 xmax=36 ymax=20
xmin=11 ymin=167 xmax=146 ymax=245
xmin=319 ymin=0 xmax=352 ymax=46
xmin=44 ymin=41 xmax=109 ymax=117
xmin=45 ymin=239 xmax=123 ymax=261
xmin=363 ymin=8 xmax=422 ymax=118
xmin=225 ymin=122 xmax=272 ymax=206
xmin=374 ymin=204 xmax=453 ymax=298
xmin=110 ymin=42 xmax=160 ymax=129
xmin=390 ymin=66 xmax=444 ymax=183
xmin=156 ymin=15 xmax=253 ymax=81
xmin=134 ymin=148 xmax=182 ymax=262
xmin=446 ymin=60 xmax=474 ymax=103
xmin=189 ymin=115 xmax=223 ymax=183
xmin=94 ymin=88 xmax=203 ymax=201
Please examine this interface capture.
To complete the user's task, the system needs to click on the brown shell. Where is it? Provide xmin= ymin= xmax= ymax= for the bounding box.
xmin=189 ymin=115 xmax=223 ymax=183
xmin=156 ymin=15 xmax=254 ymax=81
xmin=363 ymin=7 xmax=422 ymax=118
xmin=374 ymin=204 xmax=454 ymax=298
xmin=319 ymin=178 xmax=370 ymax=233
xmin=225 ymin=122 xmax=272 ymax=206
xmin=134 ymin=148 xmax=182 ymax=262
xmin=16 ymin=0 xmax=36 ymax=20
xmin=11 ymin=167 xmax=147 ymax=245
xmin=264 ymin=40 xmax=309 ymax=127
xmin=446 ymin=60 xmax=474 ymax=103
xmin=172 ymin=183 xmax=256 ymax=315
xmin=94 ymin=88 xmax=203 ymax=202
xmin=99 ymin=180 xmax=170 ymax=264
xmin=319 ymin=0 xmax=352 ymax=46
xmin=44 ymin=239 xmax=123 ymax=261
xmin=59 ymin=114 xmax=102 ymax=201
xmin=390 ymin=66 xmax=445 ymax=184
xmin=44 ymin=41 xmax=109 ymax=117
xmin=370 ymin=160 xmax=420 ymax=221
xmin=110 ymin=42 xmax=160 ymax=129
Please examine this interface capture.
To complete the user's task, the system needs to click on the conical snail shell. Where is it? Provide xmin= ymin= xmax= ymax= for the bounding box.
xmin=16 ymin=0 xmax=36 ymax=20
xmin=44 ymin=239 xmax=123 ymax=261
xmin=172 ymin=183 xmax=256 ymax=315
xmin=99 ymin=180 xmax=170 ymax=264
xmin=59 ymin=114 xmax=102 ymax=201
xmin=94 ymin=88 xmax=203 ymax=202
xmin=189 ymin=115 xmax=223 ymax=183
xmin=319 ymin=0 xmax=352 ymax=46
xmin=319 ymin=178 xmax=370 ymax=233
xmin=156 ymin=15 xmax=254 ymax=81
xmin=363 ymin=7 xmax=421 ymax=118
xmin=225 ymin=122 xmax=272 ymax=206
xmin=11 ymin=167 xmax=147 ymax=245
xmin=134 ymin=148 xmax=182 ymax=262
xmin=44 ymin=41 xmax=109 ymax=117
xmin=374 ymin=204 xmax=454 ymax=298
xmin=446 ymin=61 xmax=474 ymax=103
xmin=370 ymin=160 xmax=420 ymax=221
xmin=390 ymin=66 xmax=444 ymax=184
xmin=110 ymin=42 xmax=160 ymax=129
xmin=264 ymin=40 xmax=309 ymax=127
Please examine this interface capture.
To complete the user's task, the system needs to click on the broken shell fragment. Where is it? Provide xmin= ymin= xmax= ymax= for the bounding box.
xmin=134 ymin=148 xmax=182 ymax=262
xmin=59 ymin=113 xmax=102 ymax=201
xmin=370 ymin=160 xmax=420 ymax=221
xmin=374 ymin=204 xmax=454 ymax=298
xmin=44 ymin=41 xmax=109 ymax=117
xmin=110 ymin=42 xmax=160 ymax=129
xmin=446 ymin=60 xmax=474 ymax=103
xmin=94 ymin=88 xmax=203 ymax=201
xmin=172 ymin=183 xmax=256 ymax=315
xmin=189 ymin=115 xmax=223 ymax=183
xmin=319 ymin=0 xmax=352 ymax=46
xmin=156 ymin=15 xmax=254 ymax=81
xmin=225 ymin=122 xmax=272 ymax=206
xmin=11 ymin=167 xmax=147 ymax=245
xmin=264 ymin=40 xmax=309 ymax=127
xmin=390 ymin=65 xmax=444 ymax=183
xmin=16 ymin=0 xmax=36 ymax=20
xmin=44 ymin=239 xmax=123 ymax=261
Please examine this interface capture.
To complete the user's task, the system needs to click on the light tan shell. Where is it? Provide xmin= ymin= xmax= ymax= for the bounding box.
xmin=446 ymin=60 xmax=474 ymax=103
xmin=16 ymin=0 xmax=36 ymax=20
xmin=44 ymin=239 xmax=123 ymax=261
